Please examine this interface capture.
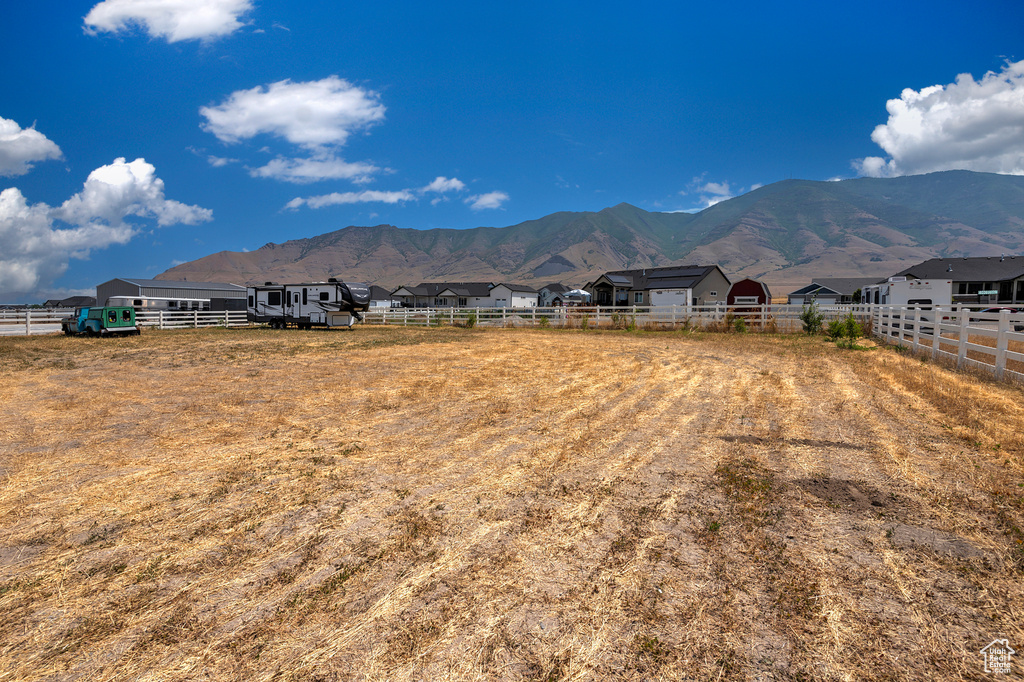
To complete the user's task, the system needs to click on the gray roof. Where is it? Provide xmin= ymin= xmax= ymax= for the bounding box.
xmin=810 ymin=278 xmax=882 ymax=295
xmin=368 ymin=285 xmax=395 ymax=300
xmin=895 ymin=256 xmax=1024 ymax=282
xmin=396 ymin=282 xmax=495 ymax=297
xmin=540 ymin=282 xmax=569 ymax=294
xmin=110 ymin=278 xmax=246 ymax=292
xmin=594 ymin=264 xmax=725 ymax=290
xmin=494 ymin=283 xmax=538 ymax=293
xmin=789 ymin=283 xmax=841 ymax=297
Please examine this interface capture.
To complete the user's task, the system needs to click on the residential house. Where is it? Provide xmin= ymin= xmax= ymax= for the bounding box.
xmin=368 ymin=286 xmax=400 ymax=308
xmin=586 ymin=265 xmax=730 ymax=307
xmin=43 ymin=295 xmax=96 ymax=308
xmin=538 ymin=282 xmax=569 ymax=306
xmin=489 ymin=283 xmax=538 ymax=307
xmin=390 ymin=282 xmax=495 ymax=308
xmin=862 ymin=256 xmax=1024 ymax=306
xmin=787 ymin=278 xmax=879 ymax=305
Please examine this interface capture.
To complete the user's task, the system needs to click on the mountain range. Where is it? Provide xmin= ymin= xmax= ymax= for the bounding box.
xmin=158 ymin=170 xmax=1024 ymax=293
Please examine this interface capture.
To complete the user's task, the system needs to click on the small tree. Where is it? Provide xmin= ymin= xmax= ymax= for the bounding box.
xmin=800 ymin=302 xmax=824 ymax=335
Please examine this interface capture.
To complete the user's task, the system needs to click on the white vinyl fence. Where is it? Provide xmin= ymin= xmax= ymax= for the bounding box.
xmin=0 ymin=308 xmax=249 ymax=335
xmin=871 ymin=305 xmax=1024 ymax=383
xmin=362 ymin=304 xmax=874 ymax=331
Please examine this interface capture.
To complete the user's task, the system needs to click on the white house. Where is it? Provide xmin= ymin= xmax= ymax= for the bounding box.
xmin=488 ymin=283 xmax=538 ymax=307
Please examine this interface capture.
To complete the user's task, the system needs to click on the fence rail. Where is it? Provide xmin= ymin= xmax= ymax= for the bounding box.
xmin=0 ymin=308 xmax=250 ymax=335
xmin=4 ymin=303 xmax=1021 ymax=383
xmin=871 ymin=305 xmax=1024 ymax=383
xmin=362 ymin=303 xmax=874 ymax=331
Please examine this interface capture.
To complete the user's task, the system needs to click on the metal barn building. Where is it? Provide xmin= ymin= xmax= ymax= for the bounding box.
xmin=96 ymin=278 xmax=247 ymax=309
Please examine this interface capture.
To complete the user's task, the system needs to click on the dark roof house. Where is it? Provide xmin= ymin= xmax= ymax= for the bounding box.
xmin=587 ymin=265 xmax=730 ymax=306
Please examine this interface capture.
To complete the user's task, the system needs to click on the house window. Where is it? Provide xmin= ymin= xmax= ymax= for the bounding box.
xmin=709 ymin=291 xmax=718 ymax=297
xmin=458 ymin=297 xmax=467 ymax=307
xmin=734 ymin=296 xmax=759 ymax=304
xmin=634 ymin=291 xmax=644 ymax=303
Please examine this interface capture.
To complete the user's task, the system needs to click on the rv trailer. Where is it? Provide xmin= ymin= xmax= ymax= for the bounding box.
xmin=247 ymin=279 xmax=371 ymax=329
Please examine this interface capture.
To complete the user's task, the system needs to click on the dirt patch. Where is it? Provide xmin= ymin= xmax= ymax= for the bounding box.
xmin=885 ymin=523 xmax=992 ymax=561
xmin=794 ymin=476 xmax=894 ymax=514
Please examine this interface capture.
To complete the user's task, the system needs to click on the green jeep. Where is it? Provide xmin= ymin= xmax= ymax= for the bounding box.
xmin=83 ymin=306 xmax=141 ymax=337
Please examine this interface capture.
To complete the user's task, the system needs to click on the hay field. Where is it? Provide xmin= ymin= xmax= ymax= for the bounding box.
xmin=1 ymin=327 xmax=1023 ymax=681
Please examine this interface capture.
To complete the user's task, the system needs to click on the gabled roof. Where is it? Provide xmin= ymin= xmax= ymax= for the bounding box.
xmin=540 ymin=282 xmax=569 ymax=294
xmin=108 ymin=278 xmax=246 ymax=291
xmin=811 ymin=278 xmax=882 ymax=295
xmin=398 ymin=282 xmax=495 ymax=298
xmin=493 ymin=283 xmax=538 ymax=293
xmin=368 ymin=286 xmax=395 ymax=300
xmin=789 ymin=283 xmax=842 ymax=297
xmin=593 ymin=264 xmax=725 ymax=290
xmin=894 ymin=256 xmax=1024 ymax=282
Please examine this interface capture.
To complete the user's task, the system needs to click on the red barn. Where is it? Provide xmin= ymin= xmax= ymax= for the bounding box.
xmin=727 ymin=278 xmax=772 ymax=307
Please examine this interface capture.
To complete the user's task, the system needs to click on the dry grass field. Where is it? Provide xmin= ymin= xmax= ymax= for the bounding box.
xmin=1 ymin=326 xmax=1023 ymax=681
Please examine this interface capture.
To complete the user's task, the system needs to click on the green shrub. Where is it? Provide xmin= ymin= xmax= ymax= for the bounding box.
xmin=799 ymin=303 xmax=824 ymax=335
xmin=732 ymin=316 xmax=747 ymax=333
xmin=466 ymin=311 xmax=477 ymax=329
xmin=842 ymin=312 xmax=862 ymax=339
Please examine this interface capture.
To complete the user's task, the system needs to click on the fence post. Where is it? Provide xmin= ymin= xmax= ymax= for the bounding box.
xmin=931 ymin=306 xmax=942 ymax=358
xmin=24 ymin=309 xmax=31 ymax=335
xmin=957 ymin=306 xmax=969 ymax=369
xmin=995 ymin=310 xmax=1010 ymax=380
xmin=159 ymin=310 xmax=165 ymax=330
xmin=911 ymin=307 xmax=921 ymax=351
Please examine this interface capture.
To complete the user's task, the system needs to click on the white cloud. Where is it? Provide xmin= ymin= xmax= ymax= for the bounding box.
xmin=0 ymin=158 xmax=211 ymax=300
xmin=855 ymin=59 xmax=1024 ymax=177
xmin=200 ymin=76 xmax=385 ymax=149
xmin=251 ymin=154 xmax=381 ymax=184
xmin=57 ymin=157 xmax=212 ymax=227
xmin=0 ymin=117 xmax=63 ymax=177
xmin=207 ymin=155 xmax=238 ymax=167
xmin=421 ymin=176 xmax=466 ymax=194
xmin=285 ymin=190 xmax=415 ymax=210
xmin=84 ymin=0 xmax=253 ymax=42
xmin=465 ymin=191 xmax=509 ymax=211
xmin=201 ymin=76 xmax=388 ymax=183
xmin=682 ymin=177 xmax=735 ymax=208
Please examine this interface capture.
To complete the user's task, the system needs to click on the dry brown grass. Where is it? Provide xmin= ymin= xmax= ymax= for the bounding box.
xmin=2 ymin=326 xmax=1023 ymax=681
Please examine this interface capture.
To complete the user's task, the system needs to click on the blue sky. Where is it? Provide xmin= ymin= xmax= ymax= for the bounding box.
xmin=2 ymin=0 xmax=1023 ymax=302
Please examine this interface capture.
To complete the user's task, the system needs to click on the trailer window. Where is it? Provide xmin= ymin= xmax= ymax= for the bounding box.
xmin=320 ymin=292 xmax=329 ymax=301
xmin=267 ymin=291 xmax=281 ymax=306
xmin=294 ymin=293 xmax=300 ymax=304
xmin=248 ymin=295 xmax=254 ymax=306
xmin=133 ymin=299 xmax=142 ymax=306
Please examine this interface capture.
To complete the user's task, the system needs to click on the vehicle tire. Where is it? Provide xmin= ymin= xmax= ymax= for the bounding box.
xmin=86 ymin=327 xmax=97 ymax=337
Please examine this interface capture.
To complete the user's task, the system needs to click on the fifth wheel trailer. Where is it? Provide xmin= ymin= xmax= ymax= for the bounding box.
xmin=247 ymin=279 xmax=371 ymax=329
